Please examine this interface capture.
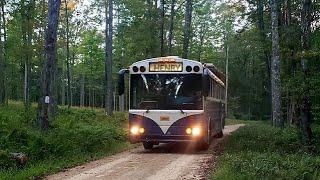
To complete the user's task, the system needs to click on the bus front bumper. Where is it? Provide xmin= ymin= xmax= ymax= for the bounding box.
xmin=129 ymin=134 xmax=206 ymax=144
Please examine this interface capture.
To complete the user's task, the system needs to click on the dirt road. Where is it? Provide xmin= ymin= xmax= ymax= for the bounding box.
xmin=46 ymin=124 xmax=244 ymax=180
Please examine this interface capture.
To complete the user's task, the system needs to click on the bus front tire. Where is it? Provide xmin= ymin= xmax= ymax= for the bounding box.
xmin=214 ymin=131 xmax=223 ymax=138
xmin=198 ymin=134 xmax=211 ymax=150
xmin=143 ymin=142 xmax=154 ymax=149
xmin=200 ymin=142 xmax=210 ymax=150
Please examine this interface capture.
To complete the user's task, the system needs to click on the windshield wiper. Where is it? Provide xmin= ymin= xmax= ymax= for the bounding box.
xmin=146 ymin=109 xmax=150 ymax=113
xmin=180 ymin=109 xmax=184 ymax=114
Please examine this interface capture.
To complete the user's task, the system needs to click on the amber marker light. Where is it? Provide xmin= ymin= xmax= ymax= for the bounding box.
xmin=186 ymin=128 xmax=192 ymax=135
xmin=130 ymin=127 xmax=139 ymax=135
xmin=139 ymin=128 xmax=145 ymax=134
xmin=192 ymin=127 xmax=201 ymax=136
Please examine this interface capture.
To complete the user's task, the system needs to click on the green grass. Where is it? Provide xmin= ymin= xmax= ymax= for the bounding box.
xmin=0 ymin=102 xmax=132 ymax=180
xmin=212 ymin=121 xmax=320 ymax=180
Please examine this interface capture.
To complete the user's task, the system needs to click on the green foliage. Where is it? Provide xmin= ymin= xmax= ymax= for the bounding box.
xmin=0 ymin=150 xmax=16 ymax=170
xmin=0 ymin=102 xmax=130 ymax=178
xmin=227 ymin=28 xmax=271 ymax=119
xmin=212 ymin=122 xmax=320 ymax=180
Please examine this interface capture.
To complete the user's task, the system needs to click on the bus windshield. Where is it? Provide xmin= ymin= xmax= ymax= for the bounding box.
xmin=130 ymin=74 xmax=202 ymax=110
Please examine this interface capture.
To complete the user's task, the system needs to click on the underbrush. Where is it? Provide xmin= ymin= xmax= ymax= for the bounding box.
xmin=0 ymin=102 xmax=130 ymax=179
xmin=212 ymin=121 xmax=320 ymax=180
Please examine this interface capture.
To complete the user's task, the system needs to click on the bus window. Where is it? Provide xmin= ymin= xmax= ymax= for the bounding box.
xmin=130 ymin=74 xmax=203 ymax=110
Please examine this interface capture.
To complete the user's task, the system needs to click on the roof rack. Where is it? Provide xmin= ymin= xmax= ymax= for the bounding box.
xmin=205 ymin=63 xmax=226 ymax=83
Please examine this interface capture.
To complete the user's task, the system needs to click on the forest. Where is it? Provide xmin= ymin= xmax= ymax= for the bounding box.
xmin=0 ymin=0 xmax=319 ymax=141
xmin=0 ymin=0 xmax=320 ymax=178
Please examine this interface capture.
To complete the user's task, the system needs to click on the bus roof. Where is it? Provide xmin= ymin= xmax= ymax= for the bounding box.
xmin=130 ymin=56 xmax=202 ymax=67
xmin=205 ymin=63 xmax=226 ymax=84
xmin=128 ymin=56 xmax=225 ymax=86
xmin=129 ymin=56 xmax=203 ymax=74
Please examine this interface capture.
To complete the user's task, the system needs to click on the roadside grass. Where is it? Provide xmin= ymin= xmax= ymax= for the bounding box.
xmin=212 ymin=120 xmax=320 ymax=180
xmin=0 ymin=102 xmax=132 ymax=180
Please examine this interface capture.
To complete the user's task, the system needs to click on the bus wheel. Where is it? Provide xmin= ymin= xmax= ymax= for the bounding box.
xmin=201 ymin=141 xmax=210 ymax=150
xmin=214 ymin=131 xmax=223 ymax=138
xmin=143 ymin=142 xmax=154 ymax=149
xmin=197 ymin=140 xmax=210 ymax=150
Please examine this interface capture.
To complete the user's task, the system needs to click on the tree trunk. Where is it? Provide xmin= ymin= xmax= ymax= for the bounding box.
xmin=80 ymin=74 xmax=85 ymax=107
xmin=21 ymin=0 xmax=31 ymax=109
xmin=61 ymin=71 xmax=65 ymax=105
xmin=284 ymin=0 xmax=296 ymax=124
xmin=71 ymin=48 xmax=75 ymax=106
xmin=160 ymin=0 xmax=165 ymax=56
xmin=284 ymin=0 xmax=291 ymax=26
xmin=37 ymin=0 xmax=61 ymax=130
xmin=89 ymin=45 xmax=93 ymax=108
xmin=300 ymin=0 xmax=312 ymax=145
xmin=168 ymin=0 xmax=176 ymax=55
xmin=0 ymin=0 xmax=7 ymax=105
xmin=198 ymin=24 xmax=205 ymax=62
xmin=64 ymin=0 xmax=71 ymax=109
xmin=105 ymin=0 xmax=113 ymax=115
xmin=182 ymin=0 xmax=192 ymax=59
xmin=270 ymin=0 xmax=283 ymax=127
xmin=146 ymin=0 xmax=157 ymax=57
xmin=257 ymin=0 xmax=271 ymax=99
xmin=0 ymin=1 xmax=3 ymax=105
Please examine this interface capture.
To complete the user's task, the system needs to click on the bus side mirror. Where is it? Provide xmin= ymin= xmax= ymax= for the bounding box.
xmin=118 ymin=69 xmax=129 ymax=96
xmin=202 ymin=75 xmax=210 ymax=97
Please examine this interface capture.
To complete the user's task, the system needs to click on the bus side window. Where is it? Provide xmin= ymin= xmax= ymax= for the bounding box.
xmin=202 ymin=75 xmax=210 ymax=97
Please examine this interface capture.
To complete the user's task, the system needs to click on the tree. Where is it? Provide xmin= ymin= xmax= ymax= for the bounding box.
xmin=182 ymin=0 xmax=192 ymax=59
xmin=270 ymin=0 xmax=283 ymax=127
xmin=64 ymin=0 xmax=72 ymax=109
xmin=0 ymin=0 xmax=7 ymax=105
xmin=300 ymin=0 xmax=312 ymax=145
xmin=0 ymin=0 xmax=4 ymax=105
xmin=256 ymin=0 xmax=271 ymax=82
xmin=168 ymin=0 xmax=176 ymax=55
xmin=21 ymin=0 xmax=35 ymax=109
xmin=160 ymin=0 xmax=165 ymax=56
xmin=105 ymin=0 xmax=113 ymax=115
xmin=37 ymin=0 xmax=61 ymax=130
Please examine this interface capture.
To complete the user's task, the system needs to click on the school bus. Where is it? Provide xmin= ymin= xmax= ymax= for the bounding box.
xmin=118 ymin=56 xmax=226 ymax=149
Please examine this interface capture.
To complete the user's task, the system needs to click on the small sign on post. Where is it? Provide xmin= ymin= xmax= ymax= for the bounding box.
xmin=45 ymin=96 xmax=50 ymax=104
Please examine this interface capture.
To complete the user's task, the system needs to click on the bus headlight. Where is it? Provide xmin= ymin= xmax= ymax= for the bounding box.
xmin=130 ymin=127 xmax=139 ymax=134
xmin=130 ymin=127 xmax=145 ymax=134
xmin=192 ymin=127 xmax=201 ymax=136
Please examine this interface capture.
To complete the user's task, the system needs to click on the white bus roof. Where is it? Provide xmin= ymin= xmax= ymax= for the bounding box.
xmin=129 ymin=56 xmax=225 ymax=86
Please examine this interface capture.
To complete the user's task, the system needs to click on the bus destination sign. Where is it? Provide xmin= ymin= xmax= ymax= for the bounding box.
xmin=149 ymin=62 xmax=183 ymax=72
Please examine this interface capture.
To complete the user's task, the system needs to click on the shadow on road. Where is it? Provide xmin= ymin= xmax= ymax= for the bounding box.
xmin=136 ymin=138 xmax=222 ymax=155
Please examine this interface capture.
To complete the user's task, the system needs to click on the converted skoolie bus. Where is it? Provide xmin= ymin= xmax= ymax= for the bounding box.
xmin=118 ymin=56 xmax=226 ymax=150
